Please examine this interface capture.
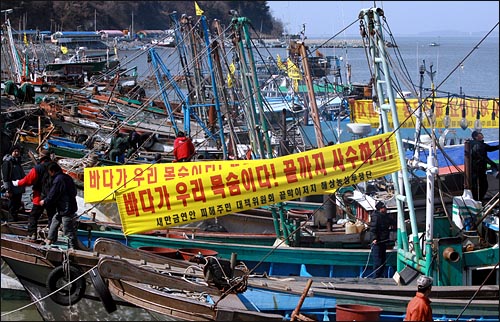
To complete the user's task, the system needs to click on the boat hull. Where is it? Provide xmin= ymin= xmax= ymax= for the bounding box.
xmin=0 ymin=236 xmax=163 ymax=321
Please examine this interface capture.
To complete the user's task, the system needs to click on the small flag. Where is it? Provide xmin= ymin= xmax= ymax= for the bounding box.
xmin=227 ymin=62 xmax=235 ymax=88
xmin=23 ymin=33 xmax=28 ymax=45
xmin=229 ymin=62 xmax=235 ymax=74
xmin=60 ymin=46 xmax=68 ymax=54
xmin=195 ymin=1 xmax=204 ymax=16
xmin=286 ymin=58 xmax=302 ymax=80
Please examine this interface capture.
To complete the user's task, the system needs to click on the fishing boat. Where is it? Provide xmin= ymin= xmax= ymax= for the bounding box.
xmin=0 ymin=235 xmax=170 ymax=320
xmin=0 ymin=234 xmax=288 ymax=321
xmin=97 ymin=256 xmax=285 ymax=321
xmin=240 ymin=276 xmax=499 ymax=321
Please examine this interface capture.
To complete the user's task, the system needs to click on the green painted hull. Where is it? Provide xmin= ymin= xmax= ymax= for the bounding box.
xmin=77 ymin=227 xmax=393 ymax=278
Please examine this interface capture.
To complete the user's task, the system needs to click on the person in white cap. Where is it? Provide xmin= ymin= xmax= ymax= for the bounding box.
xmin=404 ymin=275 xmax=433 ymax=321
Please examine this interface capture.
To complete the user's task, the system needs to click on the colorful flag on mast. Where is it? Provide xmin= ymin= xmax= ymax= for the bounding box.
xmin=277 ymin=54 xmax=286 ymax=71
xmin=195 ymin=2 xmax=204 ymax=16
xmin=227 ymin=62 xmax=236 ymax=88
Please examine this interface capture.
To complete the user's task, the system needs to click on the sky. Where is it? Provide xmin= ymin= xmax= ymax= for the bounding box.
xmin=267 ymin=1 xmax=500 ymax=37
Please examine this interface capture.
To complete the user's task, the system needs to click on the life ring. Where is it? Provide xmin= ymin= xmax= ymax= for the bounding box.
xmin=40 ymin=84 xmax=50 ymax=93
xmin=46 ymin=265 xmax=86 ymax=306
xmin=89 ymin=267 xmax=117 ymax=313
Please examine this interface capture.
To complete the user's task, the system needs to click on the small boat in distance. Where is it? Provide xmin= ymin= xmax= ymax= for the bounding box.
xmin=429 ymin=42 xmax=440 ymax=46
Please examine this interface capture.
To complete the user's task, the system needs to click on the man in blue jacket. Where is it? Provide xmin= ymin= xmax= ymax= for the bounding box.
xmin=1 ymin=144 xmax=26 ymax=222
xmin=40 ymin=162 xmax=78 ymax=249
xmin=369 ymin=201 xmax=396 ymax=278
xmin=469 ymin=130 xmax=499 ymax=201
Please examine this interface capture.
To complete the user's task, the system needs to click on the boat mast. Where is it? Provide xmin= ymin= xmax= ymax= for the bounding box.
xmin=296 ymin=41 xmax=324 ymax=148
xmin=199 ymin=14 xmax=227 ymax=158
xmin=359 ymin=8 xmax=433 ymax=275
xmin=5 ymin=18 xmax=23 ymax=83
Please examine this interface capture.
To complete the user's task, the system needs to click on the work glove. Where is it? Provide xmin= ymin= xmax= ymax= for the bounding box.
xmin=12 ymin=180 xmax=19 ymax=187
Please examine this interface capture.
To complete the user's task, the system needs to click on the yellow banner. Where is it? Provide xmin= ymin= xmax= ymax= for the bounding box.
xmin=83 ymin=133 xmax=401 ymax=235
xmin=352 ymin=97 xmax=499 ymax=129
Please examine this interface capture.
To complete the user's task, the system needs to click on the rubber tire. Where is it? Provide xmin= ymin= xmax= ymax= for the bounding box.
xmin=89 ymin=268 xmax=117 ymax=313
xmin=46 ymin=265 xmax=86 ymax=306
xmin=142 ymin=134 xmax=157 ymax=150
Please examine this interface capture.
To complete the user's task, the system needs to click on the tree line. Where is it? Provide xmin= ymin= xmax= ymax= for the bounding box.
xmin=1 ymin=1 xmax=284 ymax=37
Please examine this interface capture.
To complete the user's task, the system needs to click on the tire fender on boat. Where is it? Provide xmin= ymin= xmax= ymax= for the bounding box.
xmin=46 ymin=265 xmax=86 ymax=306
xmin=89 ymin=267 xmax=117 ymax=313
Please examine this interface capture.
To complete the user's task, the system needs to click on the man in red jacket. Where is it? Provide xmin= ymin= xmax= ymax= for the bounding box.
xmin=12 ymin=150 xmax=56 ymax=239
xmin=173 ymin=131 xmax=195 ymax=162
xmin=404 ymin=275 xmax=433 ymax=321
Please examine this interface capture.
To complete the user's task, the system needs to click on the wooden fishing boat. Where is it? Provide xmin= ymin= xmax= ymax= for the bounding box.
xmin=1 ymin=234 xmax=282 ymax=321
xmin=240 ymin=276 xmax=499 ymax=321
xmin=0 ymin=235 xmax=167 ymax=320
xmin=97 ymin=257 xmax=285 ymax=321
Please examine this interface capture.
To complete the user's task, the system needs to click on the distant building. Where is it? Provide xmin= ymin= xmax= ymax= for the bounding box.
xmin=99 ymin=30 xmax=125 ymax=39
xmin=50 ymin=31 xmax=109 ymax=54
xmin=11 ymin=29 xmax=51 ymax=43
xmin=50 ymin=31 xmax=101 ymax=44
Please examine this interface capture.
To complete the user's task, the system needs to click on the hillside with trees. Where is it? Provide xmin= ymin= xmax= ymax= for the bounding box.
xmin=1 ymin=1 xmax=284 ymax=37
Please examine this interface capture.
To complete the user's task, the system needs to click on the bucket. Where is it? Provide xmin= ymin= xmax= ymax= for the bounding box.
xmin=355 ymin=222 xmax=365 ymax=233
xmin=336 ymin=304 xmax=382 ymax=321
xmin=138 ymin=246 xmax=178 ymax=258
xmin=177 ymin=248 xmax=218 ymax=261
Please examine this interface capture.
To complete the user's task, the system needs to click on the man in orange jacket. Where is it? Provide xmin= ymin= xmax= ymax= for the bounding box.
xmin=404 ymin=275 xmax=433 ymax=321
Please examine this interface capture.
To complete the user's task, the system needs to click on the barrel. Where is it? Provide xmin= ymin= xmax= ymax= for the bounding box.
xmin=177 ymin=248 xmax=218 ymax=261
xmin=335 ymin=304 xmax=382 ymax=321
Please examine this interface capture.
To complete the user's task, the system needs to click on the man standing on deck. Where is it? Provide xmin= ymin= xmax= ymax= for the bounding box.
xmin=41 ymin=162 xmax=78 ymax=249
xmin=12 ymin=149 xmax=56 ymax=239
xmin=404 ymin=275 xmax=433 ymax=321
xmin=105 ymin=131 xmax=128 ymax=163
xmin=1 ymin=144 xmax=26 ymax=222
xmin=369 ymin=201 xmax=396 ymax=278
xmin=469 ymin=130 xmax=499 ymax=201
